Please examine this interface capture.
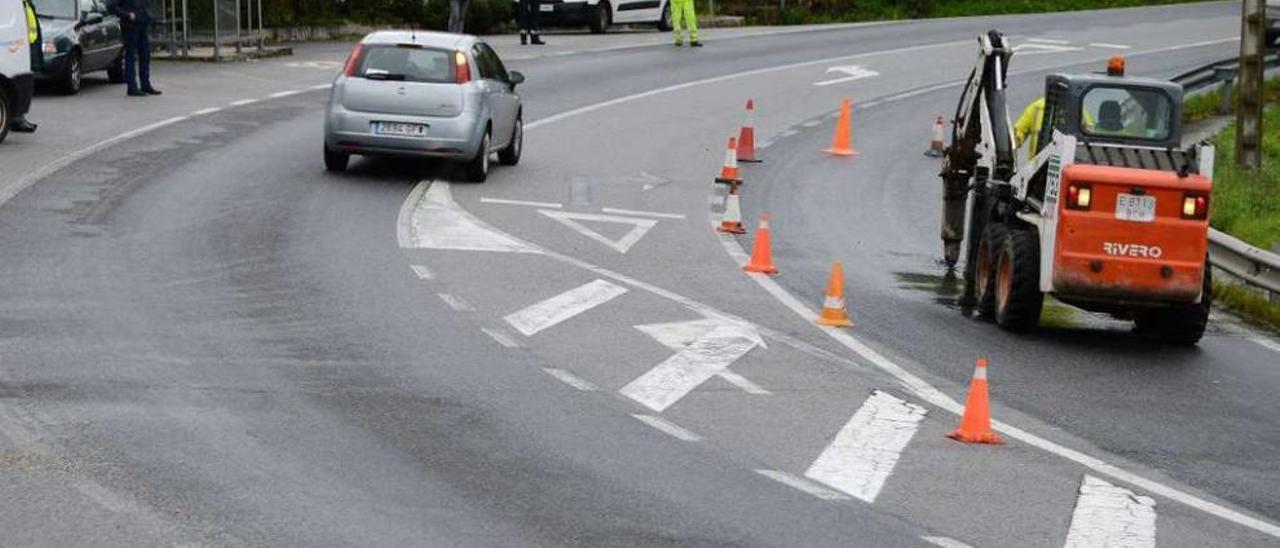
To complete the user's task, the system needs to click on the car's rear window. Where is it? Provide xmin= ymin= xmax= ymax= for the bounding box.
xmin=355 ymin=46 xmax=455 ymax=83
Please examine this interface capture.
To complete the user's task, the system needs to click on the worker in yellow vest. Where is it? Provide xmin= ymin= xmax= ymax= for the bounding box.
xmin=10 ymin=0 xmax=40 ymax=133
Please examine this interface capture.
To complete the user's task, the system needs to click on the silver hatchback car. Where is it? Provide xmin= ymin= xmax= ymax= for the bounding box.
xmin=323 ymin=31 xmax=525 ymax=182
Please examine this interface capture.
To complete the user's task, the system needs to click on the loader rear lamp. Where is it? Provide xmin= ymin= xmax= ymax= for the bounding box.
xmin=1181 ymin=193 xmax=1208 ymax=219
xmin=1067 ymin=184 xmax=1092 ymax=210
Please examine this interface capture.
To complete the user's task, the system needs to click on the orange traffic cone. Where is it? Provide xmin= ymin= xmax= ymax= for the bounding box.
xmin=715 ymin=137 xmax=743 ymax=190
xmin=816 ymin=262 xmax=854 ymax=327
xmin=717 ymin=193 xmax=747 ymax=234
xmin=924 ymin=116 xmax=945 ymax=158
xmin=947 ymin=358 xmax=1004 ymax=445
xmin=737 ymin=99 xmax=761 ymax=163
xmin=743 ymin=214 xmax=778 ymax=275
xmin=824 ymin=98 xmax=858 ymax=157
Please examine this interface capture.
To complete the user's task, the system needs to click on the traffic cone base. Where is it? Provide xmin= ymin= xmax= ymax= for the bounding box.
xmin=744 ymin=214 xmax=778 ymax=275
xmin=816 ymin=262 xmax=854 ymax=328
xmin=948 ymin=359 xmax=1004 ymax=445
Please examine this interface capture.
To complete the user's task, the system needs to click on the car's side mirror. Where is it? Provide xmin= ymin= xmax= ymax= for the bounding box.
xmin=507 ymin=71 xmax=525 ymax=88
xmin=81 ymin=12 xmax=104 ymax=26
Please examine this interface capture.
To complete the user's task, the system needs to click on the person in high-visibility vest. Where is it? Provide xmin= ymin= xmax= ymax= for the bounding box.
xmin=1013 ymin=97 xmax=1045 ymax=156
xmin=9 ymin=0 xmax=40 ymax=133
xmin=670 ymin=0 xmax=701 ymax=47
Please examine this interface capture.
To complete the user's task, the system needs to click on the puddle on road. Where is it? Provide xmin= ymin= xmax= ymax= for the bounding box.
xmin=893 ymin=269 xmax=1083 ymax=329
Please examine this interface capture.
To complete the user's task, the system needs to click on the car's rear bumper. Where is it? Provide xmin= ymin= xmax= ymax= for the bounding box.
xmin=324 ymin=104 xmax=483 ymax=159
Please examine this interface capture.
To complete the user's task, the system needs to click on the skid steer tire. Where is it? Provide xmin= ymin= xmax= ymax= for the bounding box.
xmin=975 ymin=223 xmax=1008 ymax=320
xmin=994 ymin=228 xmax=1043 ymax=331
xmin=1137 ymin=262 xmax=1211 ymax=346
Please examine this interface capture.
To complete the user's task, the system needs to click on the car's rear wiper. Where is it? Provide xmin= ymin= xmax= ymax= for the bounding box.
xmin=364 ymin=71 xmax=407 ymax=81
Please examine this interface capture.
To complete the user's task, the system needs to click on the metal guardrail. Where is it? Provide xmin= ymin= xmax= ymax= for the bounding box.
xmin=1172 ymin=54 xmax=1280 ymax=298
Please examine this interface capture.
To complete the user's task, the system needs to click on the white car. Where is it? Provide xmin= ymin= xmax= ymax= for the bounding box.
xmin=1 ymin=0 xmax=35 ymax=144
xmin=528 ymin=0 xmax=671 ymax=34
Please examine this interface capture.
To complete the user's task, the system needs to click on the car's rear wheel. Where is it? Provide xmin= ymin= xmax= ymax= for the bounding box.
xmin=107 ymin=53 xmax=125 ymax=84
xmin=0 ymin=90 xmax=10 ymax=145
xmin=323 ymin=145 xmax=349 ymax=172
xmin=61 ymin=52 xmax=83 ymax=95
xmin=465 ymin=130 xmax=491 ymax=183
xmin=589 ymin=2 xmax=611 ymax=34
xmin=498 ymin=116 xmax=522 ymax=166
xmin=657 ymin=2 xmax=672 ymax=31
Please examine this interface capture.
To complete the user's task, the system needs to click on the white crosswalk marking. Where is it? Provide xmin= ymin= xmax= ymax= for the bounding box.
xmin=804 ymin=390 xmax=927 ymax=503
xmin=504 ymin=279 xmax=628 ymax=337
xmin=1064 ymin=476 xmax=1156 ymax=548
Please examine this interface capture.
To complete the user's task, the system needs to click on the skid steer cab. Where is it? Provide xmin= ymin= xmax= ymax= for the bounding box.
xmin=940 ymin=33 xmax=1214 ymax=345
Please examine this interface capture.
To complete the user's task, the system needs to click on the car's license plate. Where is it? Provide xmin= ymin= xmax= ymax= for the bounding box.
xmin=539 ymin=4 xmax=554 ymax=11
xmin=1115 ymin=193 xmax=1156 ymax=223
xmin=373 ymin=122 xmax=428 ymax=138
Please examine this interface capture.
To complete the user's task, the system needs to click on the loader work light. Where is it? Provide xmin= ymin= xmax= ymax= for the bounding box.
xmin=1107 ymin=55 xmax=1125 ymax=76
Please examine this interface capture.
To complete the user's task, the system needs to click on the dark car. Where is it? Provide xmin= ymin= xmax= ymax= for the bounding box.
xmin=31 ymin=0 xmax=124 ymax=94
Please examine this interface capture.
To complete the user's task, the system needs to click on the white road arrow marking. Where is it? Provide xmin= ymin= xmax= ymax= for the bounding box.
xmin=1064 ymin=476 xmax=1157 ymax=548
xmin=621 ymin=321 xmax=764 ymax=412
xmin=504 ymin=279 xmax=628 ymax=336
xmin=804 ymin=390 xmax=927 ymax=503
xmin=538 ymin=210 xmax=658 ymax=253
xmin=814 ymin=65 xmax=880 ymax=87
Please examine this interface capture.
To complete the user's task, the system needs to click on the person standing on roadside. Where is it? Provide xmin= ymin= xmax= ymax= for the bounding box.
xmin=106 ymin=0 xmax=160 ymax=97
xmin=670 ymin=0 xmax=700 ymax=47
xmin=9 ymin=0 xmax=40 ymax=133
xmin=516 ymin=0 xmax=545 ymax=45
xmin=448 ymin=0 xmax=467 ymax=33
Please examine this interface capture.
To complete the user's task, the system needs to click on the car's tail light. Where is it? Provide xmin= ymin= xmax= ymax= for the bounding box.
xmin=1182 ymin=193 xmax=1208 ymax=220
xmin=343 ymin=44 xmax=365 ymax=77
xmin=455 ymin=51 xmax=471 ymax=84
xmin=1066 ymin=183 xmax=1092 ymax=210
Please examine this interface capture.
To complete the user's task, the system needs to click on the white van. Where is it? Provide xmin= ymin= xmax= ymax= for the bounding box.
xmin=531 ymin=0 xmax=672 ymax=34
xmin=1 ymin=0 xmax=34 ymax=144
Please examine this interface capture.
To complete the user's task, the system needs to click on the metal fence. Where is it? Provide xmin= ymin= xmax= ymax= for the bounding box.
xmin=148 ymin=0 xmax=266 ymax=58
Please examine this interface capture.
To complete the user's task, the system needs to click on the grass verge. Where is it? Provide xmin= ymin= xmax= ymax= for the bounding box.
xmin=1184 ymin=76 xmax=1280 ymax=124
xmin=1208 ymin=106 xmax=1280 ymax=250
xmin=1214 ymin=281 xmax=1280 ymax=332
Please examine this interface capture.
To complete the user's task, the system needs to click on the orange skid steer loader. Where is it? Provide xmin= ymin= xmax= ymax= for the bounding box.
xmin=939 ymin=31 xmax=1214 ymax=345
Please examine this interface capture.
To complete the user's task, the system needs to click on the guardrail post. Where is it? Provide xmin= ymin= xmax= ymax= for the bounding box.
xmin=235 ymin=0 xmax=242 ymax=55
xmin=1214 ymin=66 xmax=1237 ymax=114
xmin=213 ymin=0 xmax=220 ymax=59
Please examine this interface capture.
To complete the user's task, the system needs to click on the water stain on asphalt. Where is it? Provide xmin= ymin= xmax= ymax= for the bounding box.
xmin=892 ymin=271 xmax=962 ymax=308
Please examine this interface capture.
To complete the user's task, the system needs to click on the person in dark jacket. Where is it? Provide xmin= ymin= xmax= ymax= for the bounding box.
xmin=106 ymin=0 xmax=160 ymax=96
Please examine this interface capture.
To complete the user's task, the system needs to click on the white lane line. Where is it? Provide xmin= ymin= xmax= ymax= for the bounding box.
xmin=1064 ymin=476 xmax=1157 ymax=548
xmin=400 ymin=183 xmax=542 ymax=253
xmin=525 ymin=38 xmax=974 ymax=131
xmin=778 ymin=129 xmax=800 ymax=138
xmin=1028 ymin=37 xmax=1071 ymax=44
xmin=269 ymin=89 xmax=305 ymax=98
xmin=801 ymin=119 xmax=823 ymax=127
xmin=542 ymin=368 xmax=598 ymax=391
xmin=755 ymin=469 xmax=851 ymax=501
xmin=632 ymin=414 xmax=701 ymax=441
xmin=481 ymin=327 xmax=522 ymax=348
xmin=480 ymin=197 xmax=564 ymax=209
xmin=537 ymin=210 xmax=658 ymax=254
xmin=229 ymin=99 xmax=259 ymax=107
xmin=310 ymin=83 xmax=333 ymax=90
xmin=804 ymin=390 xmax=927 ymax=503
xmin=921 ymin=536 xmax=974 ymax=548
xmin=503 ymin=279 xmax=628 ymax=336
xmin=437 ymin=293 xmax=474 ymax=312
xmin=409 ymin=264 xmax=435 ymax=280
xmin=1090 ymin=42 xmax=1132 ymax=49
xmin=1251 ymin=337 xmax=1280 ymax=354
xmin=191 ymin=107 xmax=223 ymax=116
xmin=601 ymin=207 xmax=686 ymax=220
xmin=620 ymin=323 xmax=763 ymax=412
xmin=813 ymin=65 xmax=880 ymax=87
